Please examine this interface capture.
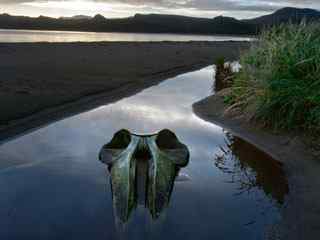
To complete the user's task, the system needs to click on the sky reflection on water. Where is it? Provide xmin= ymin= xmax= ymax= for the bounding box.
xmin=0 ymin=66 xmax=287 ymax=240
xmin=0 ymin=29 xmax=254 ymax=42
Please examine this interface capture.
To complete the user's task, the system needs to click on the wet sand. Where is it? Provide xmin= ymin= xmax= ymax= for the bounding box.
xmin=193 ymin=93 xmax=320 ymax=240
xmin=0 ymin=41 xmax=249 ymax=142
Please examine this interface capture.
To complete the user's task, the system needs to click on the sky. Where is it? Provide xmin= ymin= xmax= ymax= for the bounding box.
xmin=0 ymin=0 xmax=320 ymax=19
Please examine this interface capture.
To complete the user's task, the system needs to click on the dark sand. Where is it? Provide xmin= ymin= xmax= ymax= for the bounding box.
xmin=0 ymin=41 xmax=249 ymax=142
xmin=193 ymin=93 xmax=320 ymax=240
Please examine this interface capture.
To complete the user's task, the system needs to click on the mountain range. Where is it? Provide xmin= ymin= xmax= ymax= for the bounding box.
xmin=0 ymin=7 xmax=319 ymax=35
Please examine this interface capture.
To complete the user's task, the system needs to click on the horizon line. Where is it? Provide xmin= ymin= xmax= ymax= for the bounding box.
xmin=1 ymin=6 xmax=319 ymax=21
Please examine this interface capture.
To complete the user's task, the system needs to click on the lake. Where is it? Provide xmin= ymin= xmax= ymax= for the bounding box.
xmin=0 ymin=29 xmax=254 ymax=42
xmin=0 ymin=66 xmax=287 ymax=239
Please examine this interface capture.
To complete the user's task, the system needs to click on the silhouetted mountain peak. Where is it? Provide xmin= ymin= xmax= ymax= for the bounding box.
xmin=133 ymin=13 xmax=206 ymax=21
xmin=93 ymin=14 xmax=106 ymax=21
xmin=275 ymin=7 xmax=319 ymax=15
xmin=38 ymin=15 xmax=53 ymax=20
xmin=60 ymin=15 xmax=92 ymax=20
xmin=213 ymin=15 xmax=239 ymax=23
xmin=0 ymin=7 xmax=319 ymax=35
xmin=245 ymin=7 xmax=320 ymax=25
xmin=214 ymin=15 xmax=235 ymax=20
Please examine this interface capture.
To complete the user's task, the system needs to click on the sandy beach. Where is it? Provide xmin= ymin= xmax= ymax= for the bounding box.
xmin=0 ymin=41 xmax=249 ymax=141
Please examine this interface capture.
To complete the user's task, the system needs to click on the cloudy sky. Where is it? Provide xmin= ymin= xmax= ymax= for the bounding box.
xmin=0 ymin=0 xmax=319 ymax=19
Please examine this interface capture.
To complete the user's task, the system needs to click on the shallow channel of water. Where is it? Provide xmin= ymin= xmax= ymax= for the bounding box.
xmin=0 ymin=29 xmax=254 ymax=42
xmin=0 ymin=66 xmax=288 ymax=239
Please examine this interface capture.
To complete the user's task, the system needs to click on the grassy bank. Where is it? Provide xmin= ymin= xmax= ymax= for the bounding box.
xmin=228 ymin=22 xmax=320 ymax=140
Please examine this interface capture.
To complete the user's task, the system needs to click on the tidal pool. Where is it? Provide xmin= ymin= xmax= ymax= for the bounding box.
xmin=0 ymin=66 xmax=288 ymax=239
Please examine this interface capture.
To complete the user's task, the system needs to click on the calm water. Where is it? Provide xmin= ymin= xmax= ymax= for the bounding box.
xmin=0 ymin=29 xmax=254 ymax=42
xmin=0 ymin=67 xmax=287 ymax=239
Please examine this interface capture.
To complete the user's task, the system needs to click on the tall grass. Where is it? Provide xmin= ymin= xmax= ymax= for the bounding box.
xmin=231 ymin=22 xmax=320 ymax=136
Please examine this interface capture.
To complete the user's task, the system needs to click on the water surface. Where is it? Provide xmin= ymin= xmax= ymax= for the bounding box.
xmin=0 ymin=29 xmax=254 ymax=42
xmin=0 ymin=67 xmax=287 ymax=239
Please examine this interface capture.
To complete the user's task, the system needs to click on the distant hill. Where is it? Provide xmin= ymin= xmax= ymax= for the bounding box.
xmin=245 ymin=7 xmax=320 ymax=26
xmin=0 ymin=13 xmax=257 ymax=35
xmin=0 ymin=7 xmax=319 ymax=35
xmin=60 ymin=15 xmax=92 ymax=20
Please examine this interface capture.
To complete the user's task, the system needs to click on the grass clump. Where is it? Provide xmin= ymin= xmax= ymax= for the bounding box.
xmin=214 ymin=57 xmax=234 ymax=91
xmin=230 ymin=22 xmax=320 ymax=137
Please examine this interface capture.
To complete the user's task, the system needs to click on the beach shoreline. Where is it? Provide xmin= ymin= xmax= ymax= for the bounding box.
xmin=193 ymin=93 xmax=320 ymax=240
xmin=0 ymin=41 xmax=249 ymax=143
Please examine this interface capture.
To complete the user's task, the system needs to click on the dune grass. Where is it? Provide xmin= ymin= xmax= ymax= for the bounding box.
xmin=229 ymin=22 xmax=320 ymax=138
